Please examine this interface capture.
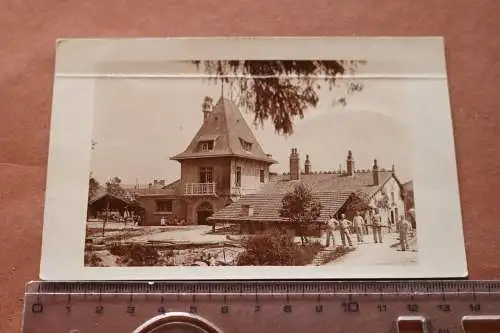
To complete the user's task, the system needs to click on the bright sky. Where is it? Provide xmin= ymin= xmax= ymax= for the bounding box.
xmin=90 ymin=62 xmax=416 ymax=186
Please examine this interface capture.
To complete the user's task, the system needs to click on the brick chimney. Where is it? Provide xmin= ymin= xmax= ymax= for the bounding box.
xmin=202 ymin=96 xmax=213 ymax=122
xmin=289 ymin=148 xmax=300 ymax=181
xmin=372 ymin=159 xmax=379 ymax=186
xmin=304 ymin=154 xmax=311 ymax=175
xmin=346 ymin=150 xmax=355 ymax=176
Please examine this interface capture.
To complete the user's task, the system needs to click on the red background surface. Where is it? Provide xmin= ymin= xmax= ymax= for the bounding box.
xmin=1 ymin=1 xmax=499 ymax=332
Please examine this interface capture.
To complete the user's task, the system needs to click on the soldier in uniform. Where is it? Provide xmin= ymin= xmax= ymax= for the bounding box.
xmin=363 ymin=210 xmax=372 ymax=234
xmin=324 ymin=215 xmax=338 ymax=248
xmin=352 ymin=211 xmax=365 ymax=243
xmin=372 ymin=208 xmax=383 ymax=243
xmin=399 ymin=215 xmax=413 ymax=251
xmin=339 ymin=214 xmax=354 ymax=247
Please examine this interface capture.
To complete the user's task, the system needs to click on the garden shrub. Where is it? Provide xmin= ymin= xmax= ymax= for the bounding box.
xmin=236 ymin=232 xmax=324 ymax=266
xmin=295 ymin=240 xmax=324 ymax=263
xmin=109 ymin=242 xmax=127 ymax=257
xmin=109 ymin=243 xmax=160 ymax=266
xmin=84 ymin=251 xmax=103 ymax=267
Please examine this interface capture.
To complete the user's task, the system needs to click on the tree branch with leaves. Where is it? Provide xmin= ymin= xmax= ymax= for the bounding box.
xmin=105 ymin=176 xmax=126 ymax=198
xmin=375 ymin=189 xmax=390 ymax=210
xmin=342 ymin=191 xmax=371 ymax=219
xmin=190 ymin=60 xmax=366 ymax=135
xmin=88 ymin=177 xmax=100 ymax=201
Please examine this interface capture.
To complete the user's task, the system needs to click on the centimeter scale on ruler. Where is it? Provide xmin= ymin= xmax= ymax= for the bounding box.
xmin=22 ymin=280 xmax=500 ymax=333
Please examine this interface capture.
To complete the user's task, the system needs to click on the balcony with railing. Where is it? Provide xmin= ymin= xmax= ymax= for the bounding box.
xmin=184 ymin=182 xmax=217 ymax=196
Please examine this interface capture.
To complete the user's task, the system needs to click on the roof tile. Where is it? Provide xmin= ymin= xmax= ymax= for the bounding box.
xmin=209 ymin=191 xmax=353 ymax=223
xmin=260 ymin=171 xmax=393 ymax=196
xmin=133 ymin=179 xmax=180 ymax=197
xmin=209 ymin=171 xmax=395 ymax=223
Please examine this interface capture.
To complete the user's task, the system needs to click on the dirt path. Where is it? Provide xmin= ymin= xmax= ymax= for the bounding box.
xmin=326 ymin=233 xmax=418 ymax=266
xmin=126 ymin=225 xmax=229 ymax=244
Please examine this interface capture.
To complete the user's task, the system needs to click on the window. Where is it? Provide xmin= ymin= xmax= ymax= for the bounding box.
xmin=239 ymin=138 xmax=252 ymax=152
xmin=391 ymin=191 xmax=395 ymax=203
xmin=156 ymin=200 xmax=173 ymax=212
xmin=199 ymin=167 xmax=214 ymax=183
xmin=235 ymin=166 xmax=241 ymax=187
xmin=199 ymin=140 xmax=214 ymax=152
xmin=260 ymin=169 xmax=265 ymax=183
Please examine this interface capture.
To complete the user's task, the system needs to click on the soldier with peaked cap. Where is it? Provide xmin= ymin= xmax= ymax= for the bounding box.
xmin=399 ymin=215 xmax=413 ymax=251
xmin=352 ymin=211 xmax=365 ymax=243
xmin=372 ymin=208 xmax=383 ymax=243
xmin=324 ymin=215 xmax=338 ymax=248
xmin=339 ymin=213 xmax=354 ymax=247
xmin=363 ymin=210 xmax=372 ymax=235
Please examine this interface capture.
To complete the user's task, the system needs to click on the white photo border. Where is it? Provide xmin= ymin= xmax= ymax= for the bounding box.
xmin=40 ymin=37 xmax=468 ymax=280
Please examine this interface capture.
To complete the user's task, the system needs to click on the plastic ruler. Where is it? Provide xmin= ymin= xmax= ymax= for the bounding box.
xmin=21 ymin=280 xmax=500 ymax=333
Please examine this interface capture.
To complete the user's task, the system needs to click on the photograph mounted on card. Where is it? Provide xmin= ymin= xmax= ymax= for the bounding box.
xmin=40 ymin=37 xmax=467 ymax=280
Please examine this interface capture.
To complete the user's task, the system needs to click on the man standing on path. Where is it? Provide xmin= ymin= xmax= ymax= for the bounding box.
xmin=339 ymin=214 xmax=354 ymax=247
xmin=372 ymin=209 xmax=383 ymax=243
xmin=352 ymin=211 xmax=365 ymax=243
xmin=399 ymin=215 xmax=413 ymax=251
xmin=324 ymin=215 xmax=338 ymax=248
xmin=364 ymin=210 xmax=372 ymax=235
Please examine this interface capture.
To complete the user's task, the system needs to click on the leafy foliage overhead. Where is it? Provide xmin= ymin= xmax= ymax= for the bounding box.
xmin=88 ymin=177 xmax=100 ymax=200
xmin=191 ymin=60 xmax=366 ymax=135
xmin=105 ymin=176 xmax=127 ymax=198
xmin=375 ymin=189 xmax=390 ymax=209
xmin=342 ymin=191 xmax=371 ymax=219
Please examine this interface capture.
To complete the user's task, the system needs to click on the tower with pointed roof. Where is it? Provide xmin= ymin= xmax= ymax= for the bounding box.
xmin=169 ymin=96 xmax=277 ymax=225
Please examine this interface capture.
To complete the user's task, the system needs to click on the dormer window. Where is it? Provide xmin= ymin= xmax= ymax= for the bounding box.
xmin=199 ymin=140 xmax=214 ymax=152
xmin=239 ymin=138 xmax=252 ymax=152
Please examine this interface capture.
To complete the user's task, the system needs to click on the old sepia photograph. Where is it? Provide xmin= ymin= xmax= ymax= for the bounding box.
xmin=40 ymin=38 xmax=467 ymax=280
xmin=84 ymin=60 xmax=419 ymax=269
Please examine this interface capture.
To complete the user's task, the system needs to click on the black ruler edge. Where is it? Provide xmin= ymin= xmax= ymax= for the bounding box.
xmin=25 ymin=278 xmax=499 ymax=297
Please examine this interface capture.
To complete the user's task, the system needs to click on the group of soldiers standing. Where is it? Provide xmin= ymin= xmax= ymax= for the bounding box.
xmin=323 ymin=208 xmax=414 ymax=251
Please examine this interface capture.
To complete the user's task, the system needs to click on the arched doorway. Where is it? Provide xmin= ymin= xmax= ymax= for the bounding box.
xmin=197 ymin=201 xmax=214 ymax=225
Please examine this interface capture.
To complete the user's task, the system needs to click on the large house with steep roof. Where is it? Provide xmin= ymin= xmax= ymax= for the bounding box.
xmin=135 ymin=96 xmax=408 ymax=231
xmin=134 ymin=96 xmax=277 ymax=225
